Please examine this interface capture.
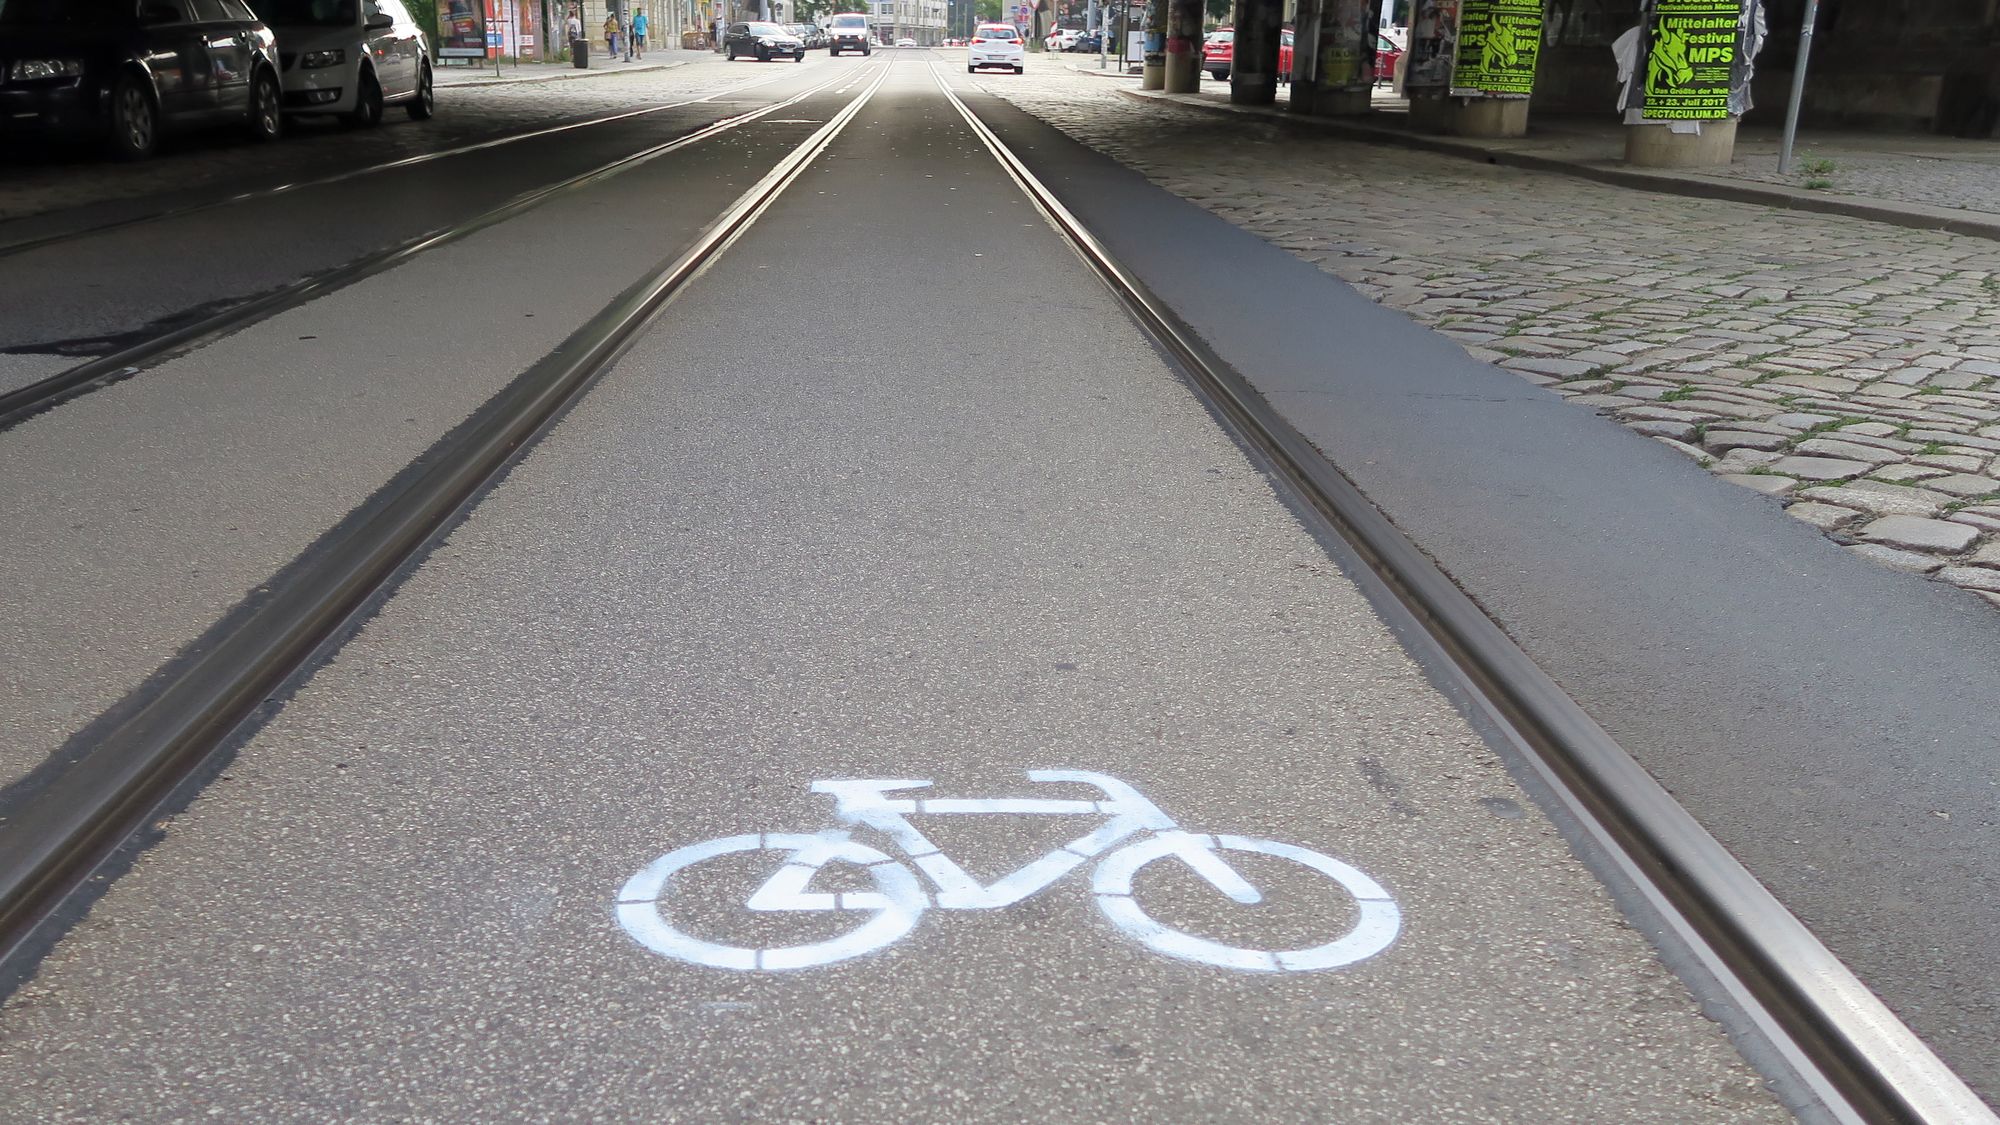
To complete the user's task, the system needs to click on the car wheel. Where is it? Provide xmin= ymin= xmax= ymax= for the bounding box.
xmin=406 ymin=62 xmax=435 ymax=120
xmin=862 ymin=46 xmax=870 ymax=55
xmin=106 ymin=73 xmax=159 ymax=161
xmin=967 ymin=64 xmax=975 ymax=72
xmin=245 ymin=66 xmax=282 ymax=143
xmin=1013 ymin=64 xmax=1022 ymax=73
xmin=345 ymin=68 xmax=384 ymax=128
xmin=795 ymin=51 xmax=804 ymax=61
xmin=828 ymin=45 xmax=838 ymax=55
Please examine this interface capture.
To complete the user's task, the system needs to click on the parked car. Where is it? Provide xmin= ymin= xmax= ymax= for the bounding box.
xmin=1045 ymin=27 xmax=1079 ymax=50
xmin=0 ymin=0 xmax=284 ymax=159
xmin=264 ymin=0 xmax=432 ymax=128
xmin=725 ymin=21 xmax=805 ymax=61
xmin=1202 ymin=27 xmax=1292 ymax=83
xmin=789 ymin=23 xmax=824 ymax=48
xmin=1373 ymin=32 xmax=1401 ymax=85
xmin=895 ymin=37 xmax=916 ymax=47
xmin=1067 ymin=31 xmax=1101 ymax=52
xmin=966 ymin=22 xmax=1022 ymax=73
xmin=825 ymin=11 xmax=870 ymax=55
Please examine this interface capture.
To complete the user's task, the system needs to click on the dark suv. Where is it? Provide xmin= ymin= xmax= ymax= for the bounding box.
xmin=825 ymin=12 xmax=870 ymax=55
xmin=0 ymin=0 xmax=284 ymax=159
xmin=724 ymin=20 xmax=805 ymax=61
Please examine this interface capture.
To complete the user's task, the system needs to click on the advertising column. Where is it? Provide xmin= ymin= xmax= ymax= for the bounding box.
xmin=439 ymin=0 xmax=492 ymax=60
xmin=1400 ymin=0 xmax=1460 ymax=98
xmin=1452 ymin=0 xmax=1540 ymax=98
xmin=1640 ymin=0 xmax=1736 ymax=119
xmin=1405 ymin=0 xmax=1537 ymax=136
xmin=1139 ymin=0 xmax=1164 ymax=89
xmin=1621 ymin=0 xmax=1758 ymax=168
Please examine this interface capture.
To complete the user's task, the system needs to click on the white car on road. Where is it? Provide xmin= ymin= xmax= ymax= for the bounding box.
xmin=266 ymin=0 xmax=433 ymax=128
xmin=967 ymin=23 xmax=1023 ymax=73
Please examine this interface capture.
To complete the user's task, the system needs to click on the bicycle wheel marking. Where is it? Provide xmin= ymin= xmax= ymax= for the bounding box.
xmin=616 ymin=833 xmax=927 ymax=972
xmin=612 ymin=770 xmax=1402 ymax=974
xmin=1091 ymin=834 xmax=1401 ymax=973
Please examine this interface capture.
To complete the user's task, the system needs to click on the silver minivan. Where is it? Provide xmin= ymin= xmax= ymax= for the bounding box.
xmin=265 ymin=0 xmax=433 ymax=127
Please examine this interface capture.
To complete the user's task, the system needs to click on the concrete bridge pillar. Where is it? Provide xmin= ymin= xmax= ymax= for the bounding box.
xmin=1228 ymin=0 xmax=1284 ymax=106
xmin=1291 ymin=0 xmax=1377 ymax=117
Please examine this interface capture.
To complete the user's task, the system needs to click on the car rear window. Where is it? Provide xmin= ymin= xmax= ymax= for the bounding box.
xmin=977 ymin=25 xmax=1016 ymax=38
xmin=259 ymin=0 xmax=357 ymax=25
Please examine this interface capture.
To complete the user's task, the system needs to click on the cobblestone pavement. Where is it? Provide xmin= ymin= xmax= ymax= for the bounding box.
xmin=1063 ymin=62 xmax=2000 ymax=220
xmin=1702 ymin=135 xmax=2000 ymax=216
xmin=991 ymin=68 xmax=2000 ymax=606
xmin=0 ymin=53 xmax=752 ymax=224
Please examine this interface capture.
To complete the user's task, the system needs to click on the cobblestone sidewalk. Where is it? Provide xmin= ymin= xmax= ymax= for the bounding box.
xmin=989 ymin=69 xmax=2000 ymax=606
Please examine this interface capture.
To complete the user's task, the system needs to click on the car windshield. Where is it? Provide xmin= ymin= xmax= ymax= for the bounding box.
xmin=0 ymin=0 xmax=122 ymax=26
xmin=257 ymin=0 xmax=357 ymax=24
xmin=745 ymin=21 xmax=785 ymax=34
xmin=831 ymin=13 xmax=864 ymax=26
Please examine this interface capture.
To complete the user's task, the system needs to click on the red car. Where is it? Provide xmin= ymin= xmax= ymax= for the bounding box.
xmin=1204 ymin=28 xmax=1400 ymax=85
xmin=1202 ymin=28 xmax=1293 ymax=83
xmin=1374 ymin=33 xmax=1403 ymax=85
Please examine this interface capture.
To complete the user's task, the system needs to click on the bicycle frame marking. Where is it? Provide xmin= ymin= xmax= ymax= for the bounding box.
xmin=616 ymin=769 xmax=1400 ymax=973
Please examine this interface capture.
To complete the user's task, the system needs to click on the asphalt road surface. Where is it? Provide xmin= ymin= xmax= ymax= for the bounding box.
xmin=0 ymin=59 xmax=1795 ymax=1122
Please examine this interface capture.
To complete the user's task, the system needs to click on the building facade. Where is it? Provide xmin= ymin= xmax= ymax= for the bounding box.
xmin=872 ymin=0 xmax=948 ymax=42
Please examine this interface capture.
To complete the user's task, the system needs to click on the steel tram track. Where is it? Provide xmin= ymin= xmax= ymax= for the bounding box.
xmin=0 ymin=61 xmax=893 ymax=988
xmin=925 ymin=61 xmax=1994 ymax=1125
xmin=0 ymin=64 xmax=811 ymax=261
xmin=0 ymin=64 xmax=868 ymax=433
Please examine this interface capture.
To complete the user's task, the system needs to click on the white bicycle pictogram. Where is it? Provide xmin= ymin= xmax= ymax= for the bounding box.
xmin=615 ymin=769 xmax=1400 ymax=973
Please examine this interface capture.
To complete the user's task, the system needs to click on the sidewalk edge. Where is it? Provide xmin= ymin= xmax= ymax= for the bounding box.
xmin=436 ymin=58 xmax=687 ymax=88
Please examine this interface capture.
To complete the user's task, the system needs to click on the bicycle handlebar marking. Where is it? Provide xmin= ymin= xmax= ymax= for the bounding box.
xmin=615 ymin=770 xmax=1400 ymax=973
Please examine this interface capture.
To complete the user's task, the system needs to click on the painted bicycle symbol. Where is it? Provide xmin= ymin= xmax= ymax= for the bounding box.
xmin=615 ymin=769 xmax=1400 ymax=973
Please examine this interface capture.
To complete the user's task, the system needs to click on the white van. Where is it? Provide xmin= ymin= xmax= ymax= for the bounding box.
xmin=265 ymin=0 xmax=434 ymax=127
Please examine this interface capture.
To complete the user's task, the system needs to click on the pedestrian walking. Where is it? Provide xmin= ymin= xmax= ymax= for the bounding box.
xmin=565 ymin=7 xmax=582 ymax=51
xmin=631 ymin=8 xmax=648 ymax=58
xmin=604 ymin=12 xmax=620 ymax=59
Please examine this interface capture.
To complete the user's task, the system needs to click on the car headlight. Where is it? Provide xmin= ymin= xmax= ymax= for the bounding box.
xmin=300 ymin=48 xmax=346 ymax=68
xmin=8 ymin=59 xmax=83 ymax=81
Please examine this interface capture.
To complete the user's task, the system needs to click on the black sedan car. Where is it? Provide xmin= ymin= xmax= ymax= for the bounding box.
xmin=0 ymin=0 xmax=284 ymax=160
xmin=723 ymin=21 xmax=805 ymax=62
